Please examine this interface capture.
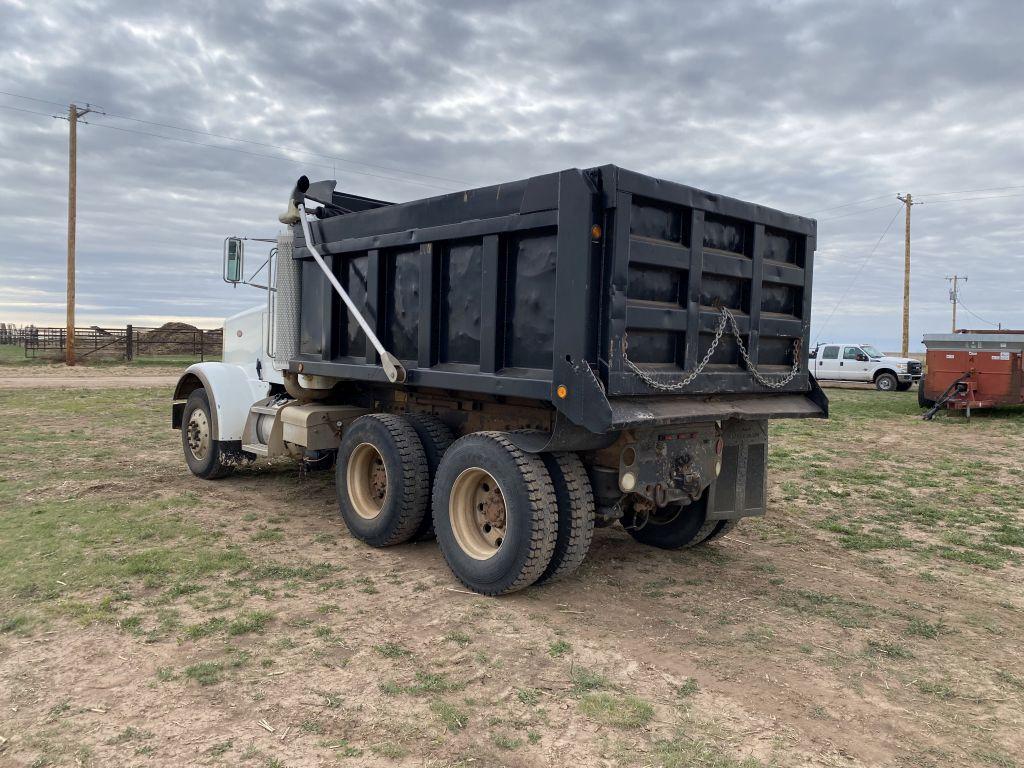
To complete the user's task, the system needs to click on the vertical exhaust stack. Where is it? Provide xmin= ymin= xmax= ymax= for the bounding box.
xmin=273 ymin=230 xmax=301 ymax=371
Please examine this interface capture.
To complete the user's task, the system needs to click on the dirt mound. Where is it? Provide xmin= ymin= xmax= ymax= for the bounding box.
xmin=138 ymin=322 xmax=221 ymax=355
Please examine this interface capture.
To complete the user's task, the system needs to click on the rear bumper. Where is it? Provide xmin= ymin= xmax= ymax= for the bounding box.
xmin=606 ymin=378 xmax=828 ymax=431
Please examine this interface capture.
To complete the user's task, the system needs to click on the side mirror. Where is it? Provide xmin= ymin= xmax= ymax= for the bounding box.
xmin=808 ymin=349 xmax=817 ymax=359
xmin=224 ymin=237 xmax=244 ymax=283
xmin=857 ymin=353 xmax=869 ymax=362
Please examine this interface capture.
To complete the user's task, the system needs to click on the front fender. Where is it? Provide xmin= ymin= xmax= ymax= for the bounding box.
xmin=172 ymin=362 xmax=271 ymax=441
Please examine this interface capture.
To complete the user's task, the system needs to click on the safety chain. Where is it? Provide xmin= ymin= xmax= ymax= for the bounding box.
xmin=622 ymin=306 xmax=802 ymax=391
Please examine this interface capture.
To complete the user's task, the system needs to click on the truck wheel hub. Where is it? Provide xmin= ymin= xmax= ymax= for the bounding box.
xmin=347 ymin=443 xmax=388 ymax=519
xmin=186 ymin=409 xmax=210 ymax=460
xmin=450 ymin=467 xmax=507 ymax=560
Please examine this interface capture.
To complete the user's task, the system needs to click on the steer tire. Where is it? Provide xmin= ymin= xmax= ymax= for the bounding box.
xmin=875 ymin=372 xmax=898 ymax=392
xmin=623 ymin=492 xmax=718 ymax=550
xmin=432 ymin=432 xmax=557 ymax=596
xmin=182 ymin=388 xmax=236 ymax=480
xmin=336 ymin=413 xmax=430 ymax=548
xmin=536 ymin=452 xmax=595 ymax=585
xmin=407 ymin=413 xmax=455 ymax=541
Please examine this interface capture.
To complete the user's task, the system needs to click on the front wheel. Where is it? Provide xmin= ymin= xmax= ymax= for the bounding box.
xmin=181 ymin=388 xmax=238 ymax=479
xmin=875 ymin=372 xmax=898 ymax=391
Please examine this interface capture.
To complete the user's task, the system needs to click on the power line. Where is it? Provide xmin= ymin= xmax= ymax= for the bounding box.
xmin=813 ymin=205 xmax=903 ymax=344
xmin=956 ymin=297 xmax=999 ymax=327
xmin=917 ymin=184 xmax=1024 ymax=198
xmin=72 ymin=118 xmax=457 ymax=190
xmin=914 ymin=191 xmax=1024 ymax=205
xmin=93 ymin=109 xmax=468 ymax=186
xmin=2 ymin=87 xmax=467 ymax=188
xmin=0 ymin=89 xmax=69 ymax=109
xmin=0 ymin=103 xmax=63 ymax=120
xmin=807 ymin=193 xmax=894 ymax=215
xmin=817 ymin=202 xmax=899 ymax=222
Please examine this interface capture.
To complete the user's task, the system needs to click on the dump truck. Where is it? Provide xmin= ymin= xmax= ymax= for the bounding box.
xmin=172 ymin=166 xmax=828 ymax=595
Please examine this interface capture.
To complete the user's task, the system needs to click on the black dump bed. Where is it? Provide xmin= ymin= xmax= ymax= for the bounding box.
xmin=292 ymin=165 xmax=826 ymax=434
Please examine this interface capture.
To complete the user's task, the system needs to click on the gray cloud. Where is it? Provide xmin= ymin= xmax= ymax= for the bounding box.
xmin=1 ymin=0 xmax=1021 ymax=349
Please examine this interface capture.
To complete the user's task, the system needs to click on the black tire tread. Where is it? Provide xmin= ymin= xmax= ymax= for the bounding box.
xmin=341 ymin=413 xmax=430 ymax=547
xmin=435 ymin=431 xmax=557 ymax=595
xmin=537 ymin=452 xmax=595 ymax=584
xmin=703 ymin=519 xmax=739 ymax=543
xmin=406 ymin=413 xmax=455 ymax=540
xmin=183 ymin=389 xmax=234 ymax=480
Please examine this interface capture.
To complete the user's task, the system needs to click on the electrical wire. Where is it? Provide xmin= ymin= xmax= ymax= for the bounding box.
xmin=817 ymin=202 xmax=899 ymax=222
xmin=2 ymin=87 xmax=466 ymax=188
xmin=74 ymin=118 xmax=457 ymax=191
xmin=0 ymin=103 xmax=63 ymax=120
xmin=956 ymin=298 xmax=1000 ymax=327
xmin=807 ymin=192 xmax=895 ymax=215
xmin=813 ymin=205 xmax=903 ymax=344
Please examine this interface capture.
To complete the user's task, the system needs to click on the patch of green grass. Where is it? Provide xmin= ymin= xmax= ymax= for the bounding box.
xmin=865 ymin=640 xmax=914 ymax=659
xmin=444 ymin=630 xmax=471 ymax=646
xmin=916 ymin=679 xmax=956 ymax=699
xmin=491 ymin=733 xmax=523 ymax=750
xmin=207 ymin=740 xmax=233 ymax=757
xmin=185 ymin=617 xmax=227 ymax=639
xmin=906 ymin=618 xmax=944 ymax=639
xmin=155 ymin=666 xmax=176 ymax=682
xmin=251 ymin=528 xmax=284 ymax=543
xmin=570 ymin=665 xmax=610 ymax=694
xmin=430 ymin=700 xmax=468 ymax=731
xmin=515 ymin=687 xmax=540 ymax=706
xmin=374 ymin=642 xmax=411 ymax=658
xmin=106 ymin=726 xmax=153 ymax=745
xmin=676 ymin=678 xmax=699 ymax=698
xmin=652 ymin=732 xmax=767 ymax=767
xmin=319 ymin=739 xmax=362 ymax=757
xmin=0 ymin=613 xmax=32 ymax=635
xmin=579 ymin=692 xmax=654 ymax=728
xmin=548 ymin=639 xmax=572 ymax=657
xmin=184 ymin=662 xmax=224 ymax=686
xmin=228 ymin=610 xmax=274 ymax=635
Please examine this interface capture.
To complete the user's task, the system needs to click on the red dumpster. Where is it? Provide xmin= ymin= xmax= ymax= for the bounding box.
xmin=920 ymin=330 xmax=1024 ymax=414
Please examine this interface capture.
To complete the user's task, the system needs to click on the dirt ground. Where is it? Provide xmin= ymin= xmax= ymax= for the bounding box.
xmin=1 ymin=372 xmax=1022 ymax=767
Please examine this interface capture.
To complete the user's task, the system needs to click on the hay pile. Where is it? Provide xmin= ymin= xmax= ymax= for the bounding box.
xmin=139 ymin=322 xmax=222 ymax=355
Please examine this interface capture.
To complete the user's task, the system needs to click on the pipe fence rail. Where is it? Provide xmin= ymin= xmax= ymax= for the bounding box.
xmin=0 ymin=323 xmax=223 ymax=361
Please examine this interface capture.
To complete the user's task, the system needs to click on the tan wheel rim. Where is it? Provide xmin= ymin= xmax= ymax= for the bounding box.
xmin=347 ymin=442 xmax=388 ymax=519
xmin=450 ymin=467 xmax=507 ymax=560
xmin=186 ymin=407 xmax=210 ymax=461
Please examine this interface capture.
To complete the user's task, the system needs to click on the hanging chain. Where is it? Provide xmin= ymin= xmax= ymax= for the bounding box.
xmin=622 ymin=306 xmax=802 ymax=391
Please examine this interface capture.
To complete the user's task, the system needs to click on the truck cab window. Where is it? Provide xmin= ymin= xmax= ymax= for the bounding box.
xmin=821 ymin=346 xmax=839 ymax=360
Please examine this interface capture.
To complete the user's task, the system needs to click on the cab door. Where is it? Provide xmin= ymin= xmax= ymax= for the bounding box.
xmin=842 ymin=346 xmax=871 ymax=381
xmin=815 ymin=345 xmax=841 ymax=379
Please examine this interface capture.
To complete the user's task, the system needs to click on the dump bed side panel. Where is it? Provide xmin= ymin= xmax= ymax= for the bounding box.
xmin=290 ymin=170 xmax=597 ymax=408
xmin=601 ymin=166 xmax=816 ymax=396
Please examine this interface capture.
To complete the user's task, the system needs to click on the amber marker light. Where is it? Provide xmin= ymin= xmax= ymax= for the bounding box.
xmin=556 ymin=384 xmax=568 ymax=399
xmin=590 ymin=224 xmax=602 ymax=240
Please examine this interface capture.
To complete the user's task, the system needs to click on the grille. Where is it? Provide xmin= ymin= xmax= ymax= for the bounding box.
xmin=907 ymin=360 xmax=922 ymax=374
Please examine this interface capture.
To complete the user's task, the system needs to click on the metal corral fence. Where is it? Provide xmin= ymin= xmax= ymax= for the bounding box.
xmin=5 ymin=324 xmax=223 ymax=361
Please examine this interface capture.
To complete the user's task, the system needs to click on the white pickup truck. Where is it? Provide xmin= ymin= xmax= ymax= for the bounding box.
xmin=809 ymin=343 xmax=922 ymax=391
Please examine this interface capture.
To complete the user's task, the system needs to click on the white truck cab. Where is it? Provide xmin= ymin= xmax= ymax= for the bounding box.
xmin=810 ymin=343 xmax=922 ymax=391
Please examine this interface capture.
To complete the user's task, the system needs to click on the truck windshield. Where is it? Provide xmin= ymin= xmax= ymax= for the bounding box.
xmin=861 ymin=345 xmax=883 ymax=359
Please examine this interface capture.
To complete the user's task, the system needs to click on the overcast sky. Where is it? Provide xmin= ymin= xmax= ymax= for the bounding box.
xmin=1 ymin=0 xmax=1021 ymax=351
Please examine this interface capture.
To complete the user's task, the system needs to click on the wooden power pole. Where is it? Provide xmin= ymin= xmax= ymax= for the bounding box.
xmin=896 ymin=193 xmax=914 ymax=357
xmin=66 ymin=103 xmax=93 ymax=365
xmin=946 ymin=275 xmax=966 ymax=332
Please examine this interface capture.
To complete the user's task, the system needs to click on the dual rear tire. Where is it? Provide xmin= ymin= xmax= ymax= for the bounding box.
xmin=335 ymin=418 xmax=596 ymax=595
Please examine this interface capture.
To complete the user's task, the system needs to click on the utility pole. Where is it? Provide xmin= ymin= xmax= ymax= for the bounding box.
xmin=946 ymin=275 xmax=966 ymax=332
xmin=66 ymin=102 xmax=94 ymax=365
xmin=897 ymin=193 xmax=914 ymax=357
